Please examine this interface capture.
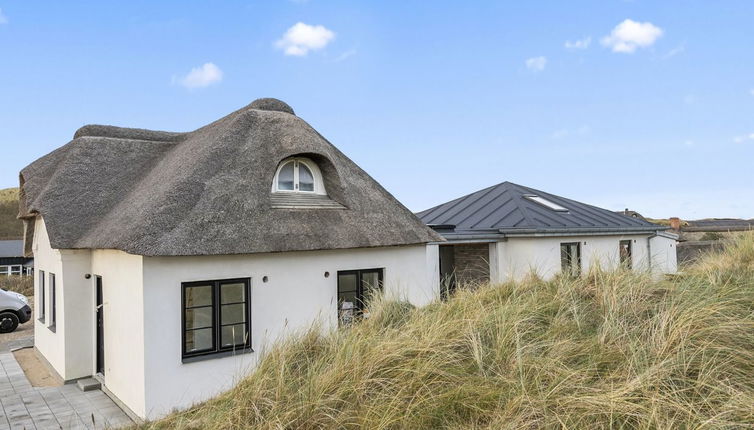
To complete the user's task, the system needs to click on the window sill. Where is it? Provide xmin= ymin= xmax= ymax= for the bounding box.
xmin=182 ymin=347 xmax=253 ymax=364
xmin=47 ymin=324 xmax=56 ymax=333
xmin=38 ymin=318 xmax=45 ymax=324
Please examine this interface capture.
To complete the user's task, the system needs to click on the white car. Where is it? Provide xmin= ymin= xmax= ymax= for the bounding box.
xmin=0 ymin=289 xmax=32 ymax=333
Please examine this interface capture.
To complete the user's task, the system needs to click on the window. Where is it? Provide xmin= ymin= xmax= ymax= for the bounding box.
xmin=38 ymin=270 xmax=45 ymax=322
xmin=619 ymin=240 xmax=632 ymax=269
xmin=560 ymin=242 xmax=581 ymax=277
xmin=182 ymin=278 xmax=251 ymax=361
xmin=273 ymin=158 xmax=324 ymax=194
xmin=0 ymin=266 xmax=7 ymax=276
xmin=524 ymin=195 xmax=568 ymax=212
xmin=49 ymin=273 xmax=56 ymax=330
xmin=10 ymin=265 xmax=22 ymax=275
xmin=337 ymin=269 xmax=384 ymax=325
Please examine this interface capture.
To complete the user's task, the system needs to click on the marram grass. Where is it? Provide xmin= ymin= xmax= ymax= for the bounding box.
xmin=139 ymin=233 xmax=754 ymax=429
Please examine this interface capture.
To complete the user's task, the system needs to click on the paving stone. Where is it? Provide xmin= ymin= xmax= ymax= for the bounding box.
xmin=0 ymin=353 xmax=132 ymax=429
xmin=75 ymin=379 xmax=101 ymax=393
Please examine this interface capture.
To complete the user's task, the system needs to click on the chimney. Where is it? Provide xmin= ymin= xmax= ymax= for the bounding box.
xmin=624 ymin=208 xmax=629 ymax=215
xmin=669 ymin=217 xmax=681 ymax=231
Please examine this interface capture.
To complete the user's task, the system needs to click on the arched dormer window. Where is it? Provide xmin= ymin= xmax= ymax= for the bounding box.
xmin=272 ymin=157 xmax=326 ymax=195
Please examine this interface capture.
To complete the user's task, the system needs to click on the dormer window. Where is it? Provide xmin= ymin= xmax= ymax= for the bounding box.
xmin=273 ymin=157 xmax=325 ymax=194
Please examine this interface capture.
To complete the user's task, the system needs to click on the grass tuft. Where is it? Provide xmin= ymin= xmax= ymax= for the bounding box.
xmin=0 ymin=276 xmax=33 ymax=296
xmin=138 ymin=233 xmax=754 ymax=429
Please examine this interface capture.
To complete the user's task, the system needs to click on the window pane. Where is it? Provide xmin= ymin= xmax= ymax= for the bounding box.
xmin=185 ymin=285 xmax=212 ymax=307
xmin=338 ymin=290 xmax=358 ymax=311
xmin=221 ymin=303 xmax=246 ymax=325
xmin=221 ymin=324 xmax=248 ymax=347
xmin=185 ymin=307 xmax=213 ymax=329
xmin=185 ymin=328 xmax=213 ymax=352
xmin=278 ymin=162 xmax=295 ymax=190
xmin=620 ymin=241 xmax=632 ymax=268
xmin=221 ymin=282 xmax=245 ymax=304
xmin=560 ymin=243 xmax=579 ymax=276
xmin=299 ymin=163 xmax=314 ymax=191
xmin=338 ymin=273 xmax=358 ymax=293
xmin=361 ymin=272 xmax=382 ymax=306
xmin=0 ymin=266 xmax=7 ymax=275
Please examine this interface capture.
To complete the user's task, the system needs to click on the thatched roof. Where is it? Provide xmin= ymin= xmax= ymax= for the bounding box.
xmin=19 ymin=98 xmax=442 ymax=256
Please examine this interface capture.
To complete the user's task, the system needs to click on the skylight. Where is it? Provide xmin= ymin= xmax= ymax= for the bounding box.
xmin=524 ymin=195 xmax=568 ymax=212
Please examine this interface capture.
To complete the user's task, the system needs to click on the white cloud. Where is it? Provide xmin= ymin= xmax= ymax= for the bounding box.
xmin=601 ymin=19 xmax=663 ymax=53
xmin=565 ymin=37 xmax=591 ymax=50
xmin=276 ymin=22 xmax=335 ymax=56
xmin=551 ymin=129 xmax=569 ymax=139
xmin=333 ymin=49 xmax=357 ymax=62
xmin=732 ymin=133 xmax=754 ymax=143
xmin=662 ymin=44 xmax=685 ymax=59
xmin=551 ymin=125 xmax=590 ymax=139
xmin=174 ymin=63 xmax=223 ymax=89
xmin=525 ymin=56 xmax=547 ymax=72
xmin=0 ymin=8 xmax=7 ymax=24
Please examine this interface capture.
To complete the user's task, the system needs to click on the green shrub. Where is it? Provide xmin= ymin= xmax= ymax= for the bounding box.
xmin=138 ymin=233 xmax=754 ymax=429
xmin=700 ymin=231 xmax=724 ymax=241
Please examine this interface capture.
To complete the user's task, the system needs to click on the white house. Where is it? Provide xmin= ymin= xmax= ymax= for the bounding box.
xmin=0 ymin=239 xmax=34 ymax=276
xmin=18 ymin=98 xmax=443 ymax=420
xmin=417 ymin=182 xmax=677 ymax=293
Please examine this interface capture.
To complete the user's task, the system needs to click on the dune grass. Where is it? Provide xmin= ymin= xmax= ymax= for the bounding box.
xmin=0 ymin=275 xmax=34 ymax=296
xmin=0 ymin=187 xmax=23 ymax=240
xmin=139 ymin=233 xmax=754 ymax=429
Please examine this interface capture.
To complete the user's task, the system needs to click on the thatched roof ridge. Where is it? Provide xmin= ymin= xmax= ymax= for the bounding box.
xmin=19 ymin=99 xmax=442 ymax=256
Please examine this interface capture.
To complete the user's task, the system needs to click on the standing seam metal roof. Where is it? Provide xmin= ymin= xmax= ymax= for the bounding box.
xmin=0 ymin=240 xmax=24 ymax=258
xmin=416 ymin=182 xmax=666 ymax=234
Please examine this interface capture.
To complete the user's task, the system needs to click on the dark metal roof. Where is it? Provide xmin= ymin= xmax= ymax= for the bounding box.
xmin=416 ymin=182 xmax=666 ymax=236
xmin=686 ymin=218 xmax=754 ymax=229
xmin=0 ymin=240 xmax=24 ymax=258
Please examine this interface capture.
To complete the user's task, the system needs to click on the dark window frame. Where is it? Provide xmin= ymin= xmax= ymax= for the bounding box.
xmin=49 ymin=273 xmax=56 ymax=332
xmin=181 ymin=278 xmax=252 ymax=362
xmin=619 ymin=240 xmax=632 ymax=269
xmin=560 ymin=242 xmax=581 ymax=277
xmin=337 ymin=269 xmax=384 ymax=325
xmin=38 ymin=270 xmax=45 ymax=323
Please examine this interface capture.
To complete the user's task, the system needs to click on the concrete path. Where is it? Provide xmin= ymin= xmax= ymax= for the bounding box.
xmin=0 ymin=353 xmax=133 ymax=429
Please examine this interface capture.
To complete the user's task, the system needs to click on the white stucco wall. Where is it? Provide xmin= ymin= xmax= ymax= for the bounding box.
xmin=490 ymin=233 xmax=675 ymax=282
xmin=140 ymin=244 xmax=437 ymax=419
xmin=32 ymin=217 xmax=66 ymax=374
xmin=33 ymin=218 xmax=438 ymax=421
xmin=649 ymin=235 xmax=678 ymax=275
xmin=32 ymin=217 xmax=148 ymax=415
xmin=91 ymin=250 xmax=146 ymax=418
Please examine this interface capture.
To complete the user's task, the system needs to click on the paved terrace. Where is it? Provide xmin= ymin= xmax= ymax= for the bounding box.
xmin=0 ymin=352 xmax=133 ymax=429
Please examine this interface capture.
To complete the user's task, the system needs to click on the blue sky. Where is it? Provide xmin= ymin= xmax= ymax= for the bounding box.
xmin=0 ymin=1 xmax=752 ymax=219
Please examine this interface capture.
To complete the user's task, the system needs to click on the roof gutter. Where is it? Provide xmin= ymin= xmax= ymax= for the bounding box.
xmin=498 ymin=226 xmax=669 ymax=238
xmin=433 ymin=225 xmax=672 ymax=242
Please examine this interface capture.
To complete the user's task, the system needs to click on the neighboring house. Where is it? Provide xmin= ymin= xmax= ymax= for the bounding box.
xmin=615 ymin=208 xmax=647 ymax=221
xmin=417 ymin=182 xmax=677 ymax=292
xmin=18 ymin=98 xmax=442 ymax=420
xmin=0 ymin=239 xmax=33 ymax=276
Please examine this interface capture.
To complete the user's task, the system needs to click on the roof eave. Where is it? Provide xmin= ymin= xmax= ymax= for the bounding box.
xmin=499 ymin=226 xmax=670 ymax=237
xmin=436 ymin=225 xmax=671 ymax=242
